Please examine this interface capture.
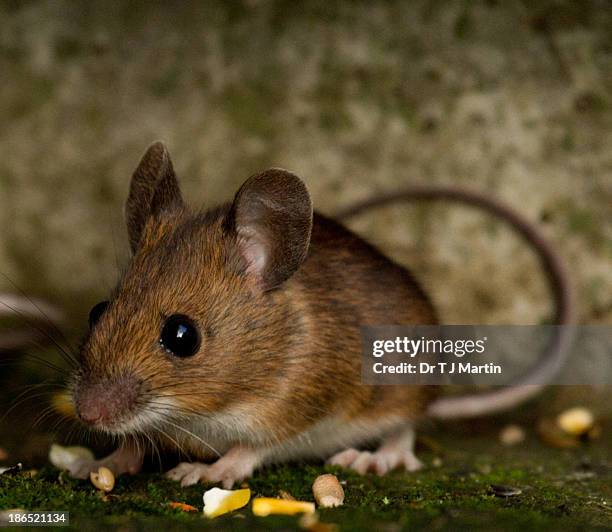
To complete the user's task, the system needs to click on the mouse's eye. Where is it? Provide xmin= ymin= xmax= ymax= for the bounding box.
xmin=89 ymin=301 xmax=109 ymax=328
xmin=160 ymin=314 xmax=201 ymax=358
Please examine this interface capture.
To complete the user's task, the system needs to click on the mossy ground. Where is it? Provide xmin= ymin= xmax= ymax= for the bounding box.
xmin=1 ymin=424 xmax=609 ymax=531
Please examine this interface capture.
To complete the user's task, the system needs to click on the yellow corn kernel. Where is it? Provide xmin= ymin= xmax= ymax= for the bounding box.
xmin=203 ymin=487 xmax=251 ymax=518
xmin=252 ymin=498 xmax=315 ymax=517
xmin=557 ymin=407 xmax=594 ymax=436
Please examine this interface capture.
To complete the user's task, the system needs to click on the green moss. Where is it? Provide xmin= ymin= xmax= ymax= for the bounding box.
xmin=1 ymin=432 xmax=609 ymax=530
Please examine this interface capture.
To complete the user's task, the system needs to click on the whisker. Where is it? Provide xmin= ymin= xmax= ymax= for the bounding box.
xmin=141 ymin=429 xmax=163 ymax=472
xmin=2 ymin=389 xmax=59 ymax=422
xmin=148 ymin=418 xmax=189 ymax=463
xmin=0 ymin=273 xmax=77 ymax=359
xmin=146 ymin=411 xmax=221 ymax=458
xmin=0 ymin=298 xmax=77 ymax=369
xmin=0 ymin=350 xmax=69 ymax=376
xmin=32 ymin=404 xmax=61 ymax=429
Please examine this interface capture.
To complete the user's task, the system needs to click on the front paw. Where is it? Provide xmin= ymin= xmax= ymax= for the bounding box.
xmin=66 ymin=445 xmax=143 ymax=479
xmin=166 ymin=461 xmax=248 ymax=489
xmin=166 ymin=448 xmax=259 ymax=489
xmin=166 ymin=462 xmax=211 ymax=487
xmin=66 ymin=458 xmax=100 ymax=480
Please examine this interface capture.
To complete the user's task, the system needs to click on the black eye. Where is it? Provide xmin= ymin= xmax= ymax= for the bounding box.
xmin=160 ymin=314 xmax=201 ymax=358
xmin=89 ymin=301 xmax=109 ymax=328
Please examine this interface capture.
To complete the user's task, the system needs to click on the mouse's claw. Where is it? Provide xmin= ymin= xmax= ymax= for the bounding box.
xmin=166 ymin=462 xmax=210 ymax=487
xmin=327 ymin=426 xmax=422 ymax=476
xmin=166 ymin=446 xmax=261 ymax=489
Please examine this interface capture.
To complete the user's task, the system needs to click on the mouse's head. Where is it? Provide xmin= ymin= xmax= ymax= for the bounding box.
xmin=71 ymin=142 xmax=313 ymax=436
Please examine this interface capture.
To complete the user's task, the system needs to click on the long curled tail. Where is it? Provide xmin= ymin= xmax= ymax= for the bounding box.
xmin=337 ymin=186 xmax=575 ymax=419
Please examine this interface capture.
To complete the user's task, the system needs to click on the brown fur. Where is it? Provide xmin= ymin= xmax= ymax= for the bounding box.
xmin=73 ymin=143 xmax=438 ymax=457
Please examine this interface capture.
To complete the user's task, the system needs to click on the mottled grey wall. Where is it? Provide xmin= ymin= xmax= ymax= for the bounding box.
xmin=0 ymin=0 xmax=610 ymax=338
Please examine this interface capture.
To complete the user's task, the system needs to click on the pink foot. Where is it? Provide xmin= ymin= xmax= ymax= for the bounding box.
xmin=327 ymin=428 xmax=422 ymax=475
xmin=166 ymin=446 xmax=260 ymax=489
xmin=68 ymin=441 xmax=144 ymax=479
xmin=328 ymin=447 xmax=422 ymax=475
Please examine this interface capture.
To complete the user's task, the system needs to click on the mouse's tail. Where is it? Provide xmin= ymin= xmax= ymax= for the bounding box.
xmin=337 ymin=186 xmax=576 ymax=419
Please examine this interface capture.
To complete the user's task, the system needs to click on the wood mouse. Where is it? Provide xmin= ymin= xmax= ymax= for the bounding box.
xmin=67 ymin=142 xmax=573 ymax=487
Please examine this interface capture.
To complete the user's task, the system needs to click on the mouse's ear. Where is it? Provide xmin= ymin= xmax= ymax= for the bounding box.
xmin=226 ymin=169 xmax=313 ymax=291
xmin=125 ymin=142 xmax=184 ymax=253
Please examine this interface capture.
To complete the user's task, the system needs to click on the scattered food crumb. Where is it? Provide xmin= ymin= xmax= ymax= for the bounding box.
xmin=490 ymin=484 xmax=522 ymax=498
xmin=279 ymin=490 xmax=296 ymax=500
xmin=432 ymin=457 xmax=443 ymax=467
xmin=252 ymin=498 xmax=315 ymax=517
xmin=312 ymin=474 xmax=344 ymax=508
xmin=499 ymin=424 xmax=526 ymax=446
xmin=168 ymin=502 xmax=198 ymax=512
xmin=0 ymin=463 xmax=22 ymax=476
xmin=90 ymin=467 xmax=115 ymax=493
xmin=203 ymin=487 xmax=251 ymax=518
xmin=557 ymin=407 xmax=595 ymax=436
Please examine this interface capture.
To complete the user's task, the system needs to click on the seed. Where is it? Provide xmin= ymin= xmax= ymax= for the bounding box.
xmin=499 ymin=424 xmax=526 ymax=446
xmin=203 ymin=487 xmax=251 ymax=518
xmin=251 ymin=498 xmax=315 ymax=517
xmin=490 ymin=484 xmax=522 ymax=497
xmin=557 ymin=407 xmax=594 ymax=436
xmin=312 ymin=474 xmax=344 ymax=508
xmin=90 ymin=467 xmax=115 ymax=492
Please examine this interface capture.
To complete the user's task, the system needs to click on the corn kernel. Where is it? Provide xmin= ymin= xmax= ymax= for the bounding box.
xmin=557 ymin=407 xmax=594 ymax=436
xmin=203 ymin=487 xmax=251 ymax=518
xmin=252 ymin=498 xmax=315 ymax=517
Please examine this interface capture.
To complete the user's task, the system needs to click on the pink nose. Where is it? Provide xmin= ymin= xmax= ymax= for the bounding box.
xmin=76 ymin=377 xmax=139 ymax=426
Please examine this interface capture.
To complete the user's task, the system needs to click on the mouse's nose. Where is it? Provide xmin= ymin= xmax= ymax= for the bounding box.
xmin=75 ymin=377 xmax=139 ymax=427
